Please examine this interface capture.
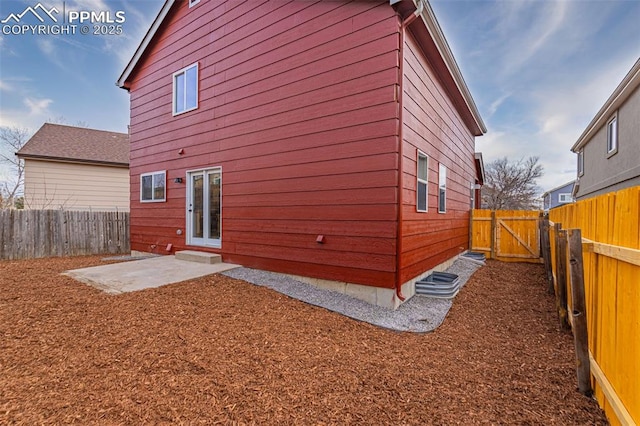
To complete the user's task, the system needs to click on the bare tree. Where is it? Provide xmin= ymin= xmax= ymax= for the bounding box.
xmin=48 ymin=116 xmax=89 ymax=128
xmin=0 ymin=126 xmax=31 ymax=208
xmin=481 ymin=156 xmax=543 ymax=210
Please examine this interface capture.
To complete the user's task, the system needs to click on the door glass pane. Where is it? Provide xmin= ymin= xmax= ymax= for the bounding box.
xmin=208 ymin=172 xmax=221 ymax=240
xmin=192 ymin=174 xmax=203 ymax=238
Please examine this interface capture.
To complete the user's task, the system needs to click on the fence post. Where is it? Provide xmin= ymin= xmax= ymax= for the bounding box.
xmin=539 ymin=215 xmax=554 ymax=294
xmin=554 ymin=225 xmax=570 ymax=330
xmin=490 ymin=211 xmax=496 ymax=259
xmin=568 ymin=228 xmax=592 ymax=396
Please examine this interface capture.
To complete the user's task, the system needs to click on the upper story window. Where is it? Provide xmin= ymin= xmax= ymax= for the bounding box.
xmin=558 ymin=193 xmax=572 ymax=203
xmin=607 ymin=113 xmax=618 ymax=156
xmin=577 ymin=150 xmax=584 ymax=176
xmin=173 ymin=63 xmax=198 ymax=115
xmin=416 ymin=151 xmax=428 ymax=212
xmin=189 ymin=0 xmax=200 ymax=7
xmin=141 ymin=171 xmax=166 ymax=202
xmin=438 ymin=163 xmax=447 ymax=213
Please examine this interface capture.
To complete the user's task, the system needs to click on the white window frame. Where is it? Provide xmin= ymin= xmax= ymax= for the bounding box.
xmin=577 ymin=150 xmax=584 ymax=176
xmin=438 ymin=163 xmax=447 ymax=213
xmin=189 ymin=0 xmax=200 ymax=8
xmin=140 ymin=170 xmax=166 ymax=203
xmin=172 ymin=62 xmax=199 ymax=116
xmin=606 ymin=112 xmax=618 ymax=156
xmin=558 ymin=193 xmax=572 ymax=203
xmin=416 ymin=151 xmax=428 ymax=212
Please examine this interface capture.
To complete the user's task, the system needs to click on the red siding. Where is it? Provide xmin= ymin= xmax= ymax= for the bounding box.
xmin=127 ymin=0 xmax=401 ymax=288
xmin=399 ymin=30 xmax=476 ymax=283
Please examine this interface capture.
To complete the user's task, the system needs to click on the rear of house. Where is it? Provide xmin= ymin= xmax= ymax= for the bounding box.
xmin=572 ymin=58 xmax=640 ymax=199
xmin=118 ymin=0 xmax=484 ymax=308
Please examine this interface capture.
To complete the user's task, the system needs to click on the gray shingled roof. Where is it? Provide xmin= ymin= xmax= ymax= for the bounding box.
xmin=17 ymin=123 xmax=129 ymax=166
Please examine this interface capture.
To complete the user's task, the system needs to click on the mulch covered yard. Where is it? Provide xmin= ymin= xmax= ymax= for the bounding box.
xmin=1 ymin=256 xmax=606 ymax=425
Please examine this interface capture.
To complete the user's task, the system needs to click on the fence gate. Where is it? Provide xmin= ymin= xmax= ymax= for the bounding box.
xmin=471 ymin=210 xmax=542 ymax=263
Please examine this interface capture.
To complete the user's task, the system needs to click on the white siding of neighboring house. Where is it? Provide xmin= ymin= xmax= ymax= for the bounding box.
xmin=23 ymin=159 xmax=130 ymax=211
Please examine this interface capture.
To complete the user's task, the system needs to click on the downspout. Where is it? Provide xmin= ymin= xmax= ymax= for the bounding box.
xmin=395 ymin=1 xmax=423 ymax=302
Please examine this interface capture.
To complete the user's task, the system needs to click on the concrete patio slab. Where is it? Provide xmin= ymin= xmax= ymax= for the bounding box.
xmin=64 ymin=256 xmax=240 ymax=294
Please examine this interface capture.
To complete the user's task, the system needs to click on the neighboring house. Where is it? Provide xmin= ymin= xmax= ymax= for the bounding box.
xmin=117 ymin=0 xmax=486 ymax=308
xmin=542 ymin=180 xmax=575 ymax=211
xmin=571 ymin=58 xmax=640 ymax=199
xmin=16 ymin=123 xmax=130 ymax=211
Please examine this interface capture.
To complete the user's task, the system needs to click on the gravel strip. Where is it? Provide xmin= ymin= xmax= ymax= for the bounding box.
xmin=223 ymin=256 xmax=483 ymax=332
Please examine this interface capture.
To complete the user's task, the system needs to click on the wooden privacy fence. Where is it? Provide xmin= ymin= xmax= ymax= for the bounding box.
xmin=471 ymin=209 xmax=542 ymax=262
xmin=549 ymin=186 xmax=640 ymax=426
xmin=0 ymin=209 xmax=130 ymax=260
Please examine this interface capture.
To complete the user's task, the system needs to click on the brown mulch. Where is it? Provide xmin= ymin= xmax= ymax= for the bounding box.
xmin=0 ymin=256 xmax=607 ymax=425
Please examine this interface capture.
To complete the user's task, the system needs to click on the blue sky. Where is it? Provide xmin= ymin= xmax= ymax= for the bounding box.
xmin=1 ymin=0 xmax=639 ymax=192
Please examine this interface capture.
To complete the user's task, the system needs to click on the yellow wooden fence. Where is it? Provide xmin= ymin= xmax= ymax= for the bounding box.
xmin=471 ymin=209 xmax=542 ymax=263
xmin=550 ymin=186 xmax=640 ymax=426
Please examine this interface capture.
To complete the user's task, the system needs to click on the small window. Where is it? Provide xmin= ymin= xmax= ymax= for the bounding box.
xmin=173 ymin=63 xmax=198 ymax=115
xmin=607 ymin=113 xmax=618 ymax=156
xmin=577 ymin=150 xmax=584 ymax=176
xmin=141 ymin=171 xmax=166 ymax=202
xmin=558 ymin=193 xmax=572 ymax=203
xmin=416 ymin=151 xmax=428 ymax=212
xmin=438 ymin=163 xmax=447 ymax=213
xmin=189 ymin=0 xmax=200 ymax=7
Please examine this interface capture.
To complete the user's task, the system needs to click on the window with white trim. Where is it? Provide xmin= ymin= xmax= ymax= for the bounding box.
xmin=140 ymin=171 xmax=166 ymax=202
xmin=173 ymin=63 xmax=198 ymax=115
xmin=607 ymin=113 xmax=618 ymax=155
xmin=577 ymin=150 xmax=584 ymax=176
xmin=416 ymin=151 xmax=428 ymax=212
xmin=558 ymin=193 xmax=572 ymax=203
xmin=189 ymin=0 xmax=200 ymax=8
xmin=438 ymin=163 xmax=447 ymax=213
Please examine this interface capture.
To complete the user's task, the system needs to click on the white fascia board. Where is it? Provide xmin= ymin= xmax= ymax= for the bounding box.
xmin=116 ymin=0 xmax=176 ymax=89
xmin=415 ymin=0 xmax=487 ymax=134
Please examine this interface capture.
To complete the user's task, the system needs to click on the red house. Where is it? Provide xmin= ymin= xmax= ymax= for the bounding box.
xmin=117 ymin=0 xmax=486 ymax=309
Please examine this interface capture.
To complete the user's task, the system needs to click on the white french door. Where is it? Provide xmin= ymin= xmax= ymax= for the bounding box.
xmin=187 ymin=168 xmax=221 ymax=248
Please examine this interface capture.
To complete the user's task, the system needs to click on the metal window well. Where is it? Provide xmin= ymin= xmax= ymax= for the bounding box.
xmin=461 ymin=251 xmax=486 ymax=262
xmin=415 ymin=271 xmax=461 ymax=299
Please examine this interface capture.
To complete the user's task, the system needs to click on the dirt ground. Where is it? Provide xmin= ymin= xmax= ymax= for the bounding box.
xmin=0 ymin=256 xmax=607 ymax=425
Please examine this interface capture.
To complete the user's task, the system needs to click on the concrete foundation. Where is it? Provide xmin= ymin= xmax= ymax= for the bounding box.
xmin=287 ymin=254 xmax=460 ymax=310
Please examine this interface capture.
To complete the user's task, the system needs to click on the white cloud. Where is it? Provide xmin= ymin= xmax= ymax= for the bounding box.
xmin=0 ymin=80 xmax=11 ymax=92
xmin=66 ymin=0 xmax=110 ymax=11
xmin=24 ymin=97 xmax=53 ymax=116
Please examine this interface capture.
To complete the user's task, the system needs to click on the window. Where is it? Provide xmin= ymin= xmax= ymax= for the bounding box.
xmin=189 ymin=0 xmax=200 ymax=7
xmin=173 ymin=63 xmax=198 ymax=115
xmin=577 ymin=150 xmax=584 ymax=176
xmin=558 ymin=193 xmax=572 ymax=203
xmin=607 ymin=113 xmax=618 ymax=156
xmin=438 ymin=163 xmax=447 ymax=213
xmin=140 ymin=171 xmax=166 ymax=202
xmin=416 ymin=151 xmax=428 ymax=212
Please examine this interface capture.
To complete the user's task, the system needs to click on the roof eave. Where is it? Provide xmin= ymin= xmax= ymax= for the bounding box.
xmin=16 ymin=153 xmax=129 ymax=168
xmin=116 ymin=0 xmax=176 ymax=90
xmin=571 ymin=57 xmax=640 ymax=153
xmin=542 ymin=180 xmax=576 ymax=196
xmin=414 ymin=0 xmax=486 ymax=135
